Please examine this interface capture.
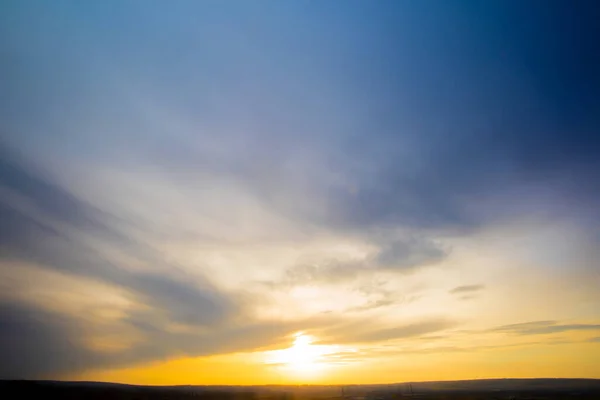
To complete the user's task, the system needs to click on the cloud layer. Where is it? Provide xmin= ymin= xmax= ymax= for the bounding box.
xmin=1 ymin=0 xmax=599 ymax=381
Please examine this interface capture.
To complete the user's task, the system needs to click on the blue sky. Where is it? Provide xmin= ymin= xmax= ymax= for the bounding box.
xmin=1 ymin=0 xmax=599 ymax=382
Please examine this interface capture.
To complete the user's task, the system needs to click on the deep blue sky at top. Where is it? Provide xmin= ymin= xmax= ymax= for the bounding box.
xmin=2 ymin=1 xmax=599 ymax=232
xmin=3 ymin=1 xmax=598 ymax=145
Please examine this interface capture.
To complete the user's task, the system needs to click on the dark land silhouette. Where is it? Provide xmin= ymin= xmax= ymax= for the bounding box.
xmin=2 ymin=379 xmax=600 ymax=400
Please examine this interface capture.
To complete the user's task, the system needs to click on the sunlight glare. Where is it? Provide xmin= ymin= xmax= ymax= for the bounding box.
xmin=264 ymin=332 xmax=333 ymax=379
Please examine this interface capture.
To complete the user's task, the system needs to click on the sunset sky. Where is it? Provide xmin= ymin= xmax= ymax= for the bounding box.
xmin=1 ymin=0 xmax=599 ymax=384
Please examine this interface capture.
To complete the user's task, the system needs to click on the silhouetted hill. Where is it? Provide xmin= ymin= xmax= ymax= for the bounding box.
xmin=2 ymin=378 xmax=600 ymax=400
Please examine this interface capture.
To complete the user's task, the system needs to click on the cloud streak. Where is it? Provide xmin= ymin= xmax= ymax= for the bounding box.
xmin=450 ymin=285 xmax=485 ymax=295
xmin=269 ymin=235 xmax=448 ymax=289
xmin=492 ymin=321 xmax=600 ymax=336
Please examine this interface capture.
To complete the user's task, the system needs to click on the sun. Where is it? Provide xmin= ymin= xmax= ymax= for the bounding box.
xmin=265 ymin=332 xmax=329 ymax=379
xmin=282 ymin=333 xmax=322 ymax=372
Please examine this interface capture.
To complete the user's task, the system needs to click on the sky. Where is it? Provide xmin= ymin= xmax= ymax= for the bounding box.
xmin=1 ymin=0 xmax=599 ymax=385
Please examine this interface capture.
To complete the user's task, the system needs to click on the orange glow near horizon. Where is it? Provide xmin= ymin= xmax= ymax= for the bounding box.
xmin=68 ymin=334 xmax=600 ymax=385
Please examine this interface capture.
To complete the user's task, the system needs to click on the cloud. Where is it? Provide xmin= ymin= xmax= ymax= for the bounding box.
xmin=351 ymin=320 xmax=455 ymax=343
xmin=375 ymin=236 xmax=447 ymax=269
xmin=316 ymin=318 xmax=455 ymax=345
xmin=272 ymin=235 xmax=448 ymax=289
xmin=0 ymin=298 xmax=312 ymax=379
xmin=492 ymin=321 xmax=600 ymax=335
xmin=0 ymin=147 xmax=258 ymax=377
xmin=2 ymin=148 xmax=421 ymax=378
xmin=344 ymin=283 xmax=422 ymax=313
xmin=123 ymin=273 xmax=234 ymax=327
xmin=1 ymin=144 xmax=236 ymax=319
xmin=0 ymin=302 xmax=100 ymax=379
xmin=0 ymin=145 xmax=120 ymax=260
xmin=346 ymin=298 xmax=398 ymax=313
xmin=349 ymin=337 xmax=582 ymax=360
xmin=107 ymin=313 xmax=299 ymax=368
xmin=0 ymin=146 xmax=104 ymax=231
xmin=3 ymin=1 xmax=600 ymax=237
xmin=449 ymin=284 xmax=485 ymax=295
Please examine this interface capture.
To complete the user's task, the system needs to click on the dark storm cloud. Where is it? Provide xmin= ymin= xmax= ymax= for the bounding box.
xmin=492 ymin=321 xmax=600 ymax=335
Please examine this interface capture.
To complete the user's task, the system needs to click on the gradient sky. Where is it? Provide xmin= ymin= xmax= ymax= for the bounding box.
xmin=1 ymin=0 xmax=599 ymax=384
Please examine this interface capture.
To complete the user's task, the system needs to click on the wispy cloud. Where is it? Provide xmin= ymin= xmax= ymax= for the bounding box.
xmin=449 ymin=284 xmax=485 ymax=294
xmin=0 ymin=147 xmax=269 ymax=378
xmin=348 ymin=337 xmax=581 ymax=360
xmin=316 ymin=318 xmax=456 ymax=345
xmin=492 ymin=321 xmax=600 ymax=335
xmin=266 ymin=235 xmax=448 ymax=289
